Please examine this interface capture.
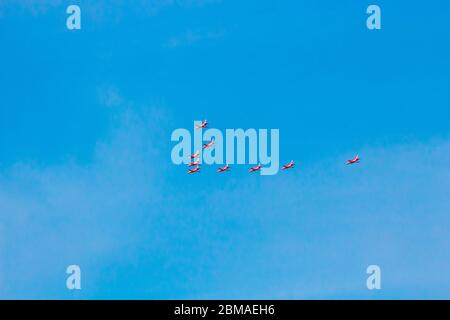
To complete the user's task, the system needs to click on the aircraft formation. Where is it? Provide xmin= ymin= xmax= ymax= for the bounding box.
xmin=187 ymin=120 xmax=360 ymax=174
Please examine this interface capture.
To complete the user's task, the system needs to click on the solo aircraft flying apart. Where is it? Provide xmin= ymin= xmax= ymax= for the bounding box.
xmin=346 ymin=155 xmax=360 ymax=165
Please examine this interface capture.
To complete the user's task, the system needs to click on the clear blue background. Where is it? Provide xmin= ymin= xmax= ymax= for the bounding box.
xmin=0 ymin=0 xmax=449 ymax=299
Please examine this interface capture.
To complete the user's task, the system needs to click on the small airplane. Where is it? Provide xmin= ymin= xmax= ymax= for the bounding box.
xmin=217 ymin=164 xmax=230 ymax=173
xmin=190 ymin=150 xmax=200 ymax=159
xmin=282 ymin=160 xmax=295 ymax=170
xmin=195 ymin=120 xmax=208 ymax=129
xmin=188 ymin=165 xmax=201 ymax=174
xmin=189 ymin=160 xmax=200 ymax=167
xmin=203 ymin=139 xmax=215 ymax=149
xmin=249 ymin=163 xmax=262 ymax=173
xmin=346 ymin=155 xmax=360 ymax=165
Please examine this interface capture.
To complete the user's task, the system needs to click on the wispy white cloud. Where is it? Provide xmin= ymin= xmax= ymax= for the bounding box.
xmin=0 ymin=0 xmax=221 ymax=19
xmin=0 ymin=0 xmax=62 ymax=16
xmin=97 ymin=86 xmax=124 ymax=108
xmin=0 ymin=104 xmax=170 ymax=298
xmin=165 ymin=28 xmax=226 ymax=48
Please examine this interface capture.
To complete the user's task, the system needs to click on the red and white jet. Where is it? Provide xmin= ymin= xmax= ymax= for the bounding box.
xmin=190 ymin=150 xmax=200 ymax=159
xmin=195 ymin=120 xmax=208 ymax=129
xmin=346 ymin=155 xmax=360 ymax=165
xmin=217 ymin=164 xmax=230 ymax=173
xmin=189 ymin=160 xmax=200 ymax=167
xmin=249 ymin=163 xmax=262 ymax=173
xmin=188 ymin=165 xmax=201 ymax=174
xmin=203 ymin=139 xmax=215 ymax=149
xmin=282 ymin=160 xmax=295 ymax=170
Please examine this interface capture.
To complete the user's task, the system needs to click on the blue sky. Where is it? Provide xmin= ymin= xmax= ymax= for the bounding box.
xmin=0 ymin=0 xmax=450 ymax=299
